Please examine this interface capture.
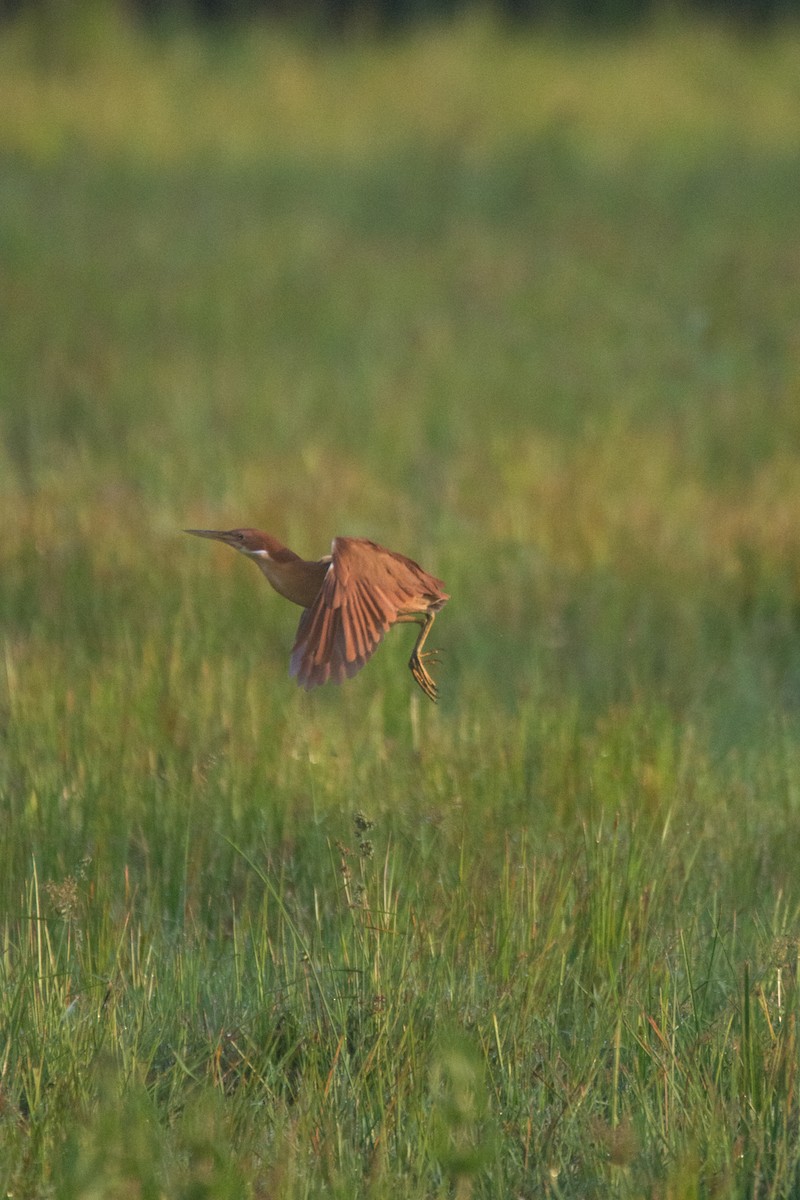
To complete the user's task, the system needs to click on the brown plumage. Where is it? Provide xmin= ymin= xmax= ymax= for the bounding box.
xmin=185 ymin=528 xmax=449 ymax=701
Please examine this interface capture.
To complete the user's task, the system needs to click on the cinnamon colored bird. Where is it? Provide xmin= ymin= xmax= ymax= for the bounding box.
xmin=185 ymin=529 xmax=449 ymax=701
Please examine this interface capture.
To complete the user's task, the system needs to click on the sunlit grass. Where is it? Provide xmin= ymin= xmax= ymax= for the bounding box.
xmin=2 ymin=10 xmax=800 ymax=1197
xmin=3 ymin=15 xmax=800 ymax=164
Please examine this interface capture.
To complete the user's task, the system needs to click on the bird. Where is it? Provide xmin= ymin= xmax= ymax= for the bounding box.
xmin=184 ymin=528 xmax=449 ymax=702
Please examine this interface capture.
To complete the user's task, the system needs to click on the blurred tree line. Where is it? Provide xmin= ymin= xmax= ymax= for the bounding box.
xmin=1 ymin=0 xmax=797 ymax=32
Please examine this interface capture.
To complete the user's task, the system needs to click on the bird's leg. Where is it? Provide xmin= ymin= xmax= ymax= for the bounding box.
xmin=397 ymin=612 xmax=440 ymax=702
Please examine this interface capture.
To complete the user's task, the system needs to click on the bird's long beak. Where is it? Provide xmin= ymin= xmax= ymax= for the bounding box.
xmin=184 ymin=528 xmax=235 ymax=545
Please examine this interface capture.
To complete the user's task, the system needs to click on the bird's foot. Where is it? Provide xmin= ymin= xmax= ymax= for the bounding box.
xmin=409 ymin=651 xmax=440 ymax=703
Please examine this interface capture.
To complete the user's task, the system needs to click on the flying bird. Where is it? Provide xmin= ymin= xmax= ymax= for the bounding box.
xmin=185 ymin=528 xmax=449 ymax=701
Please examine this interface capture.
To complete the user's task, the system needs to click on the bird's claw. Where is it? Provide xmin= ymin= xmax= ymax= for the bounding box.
xmin=409 ymin=652 xmax=440 ymax=703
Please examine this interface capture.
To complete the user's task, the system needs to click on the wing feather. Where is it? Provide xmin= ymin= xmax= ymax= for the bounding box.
xmin=347 ymin=583 xmax=369 ymax=662
xmin=289 ymin=537 xmax=448 ymax=692
xmin=289 ymin=539 xmax=407 ymax=690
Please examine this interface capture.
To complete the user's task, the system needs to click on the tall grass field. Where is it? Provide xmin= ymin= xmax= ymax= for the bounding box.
xmin=2 ymin=13 xmax=800 ymax=1196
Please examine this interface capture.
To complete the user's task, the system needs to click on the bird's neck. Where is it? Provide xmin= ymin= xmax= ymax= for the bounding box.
xmin=254 ymin=554 xmax=328 ymax=608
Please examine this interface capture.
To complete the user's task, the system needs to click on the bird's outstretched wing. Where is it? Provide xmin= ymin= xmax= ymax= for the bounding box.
xmin=289 ymin=537 xmax=439 ymax=691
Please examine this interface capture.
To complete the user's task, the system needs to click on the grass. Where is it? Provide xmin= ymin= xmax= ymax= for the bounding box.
xmin=2 ymin=9 xmax=800 ymax=1196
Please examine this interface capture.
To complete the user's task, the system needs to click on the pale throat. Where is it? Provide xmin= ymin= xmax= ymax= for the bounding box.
xmin=247 ymin=548 xmax=279 ymax=586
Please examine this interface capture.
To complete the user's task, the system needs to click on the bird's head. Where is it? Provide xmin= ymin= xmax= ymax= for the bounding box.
xmin=184 ymin=528 xmax=278 ymax=560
